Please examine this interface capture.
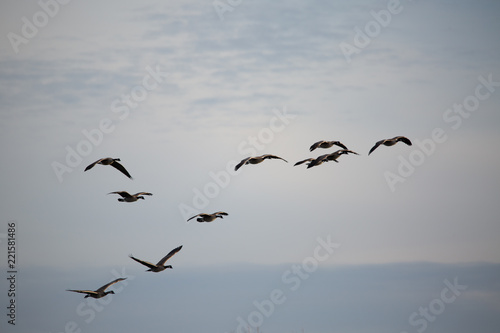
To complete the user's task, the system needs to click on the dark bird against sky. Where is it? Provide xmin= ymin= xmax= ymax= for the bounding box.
xmin=368 ymin=136 xmax=412 ymax=155
xmin=187 ymin=212 xmax=228 ymax=222
xmin=235 ymin=154 xmax=288 ymax=171
xmin=66 ymin=278 xmax=127 ymax=299
xmin=129 ymin=245 xmax=183 ymax=272
xmin=108 ymin=191 xmax=152 ymax=202
xmin=84 ymin=157 xmax=133 ymax=179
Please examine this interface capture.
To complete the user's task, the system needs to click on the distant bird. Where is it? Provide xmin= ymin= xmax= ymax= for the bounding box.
xmin=108 ymin=191 xmax=152 ymax=202
xmin=187 ymin=212 xmax=228 ymax=223
xmin=309 ymin=140 xmax=348 ymax=152
xmin=294 ymin=154 xmax=332 ymax=168
xmin=129 ymin=245 xmax=183 ymax=272
xmin=235 ymin=154 xmax=287 ymax=171
xmin=306 ymin=154 xmax=331 ymax=168
xmin=368 ymin=136 xmax=412 ymax=155
xmin=325 ymin=149 xmax=359 ymax=161
xmin=295 ymin=149 xmax=359 ymax=168
xmin=84 ymin=158 xmax=132 ymax=179
xmin=67 ymin=278 xmax=126 ymax=299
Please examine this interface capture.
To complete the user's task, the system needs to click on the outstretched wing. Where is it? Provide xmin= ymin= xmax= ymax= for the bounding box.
xmin=156 ymin=245 xmax=183 ymax=266
xmin=333 ymin=141 xmax=348 ymax=150
xmin=368 ymin=140 xmax=385 ymax=155
xmin=96 ymin=278 xmax=127 ymax=293
xmin=294 ymin=158 xmax=314 ymax=166
xmin=66 ymin=289 xmax=96 ymax=296
xmin=110 ymin=161 xmax=132 ymax=179
xmin=84 ymin=158 xmax=103 ymax=172
xmin=235 ymin=157 xmax=252 ymax=171
xmin=261 ymin=154 xmax=288 ymax=163
xmin=133 ymin=192 xmax=153 ymax=197
xmin=309 ymin=141 xmax=323 ymax=152
xmin=342 ymin=149 xmax=359 ymax=155
xmin=108 ymin=191 xmax=132 ymax=198
xmin=213 ymin=212 xmax=228 ymax=217
xmin=328 ymin=149 xmax=359 ymax=161
xmin=395 ymin=136 xmax=412 ymax=146
xmin=187 ymin=214 xmax=201 ymax=222
xmin=129 ymin=255 xmax=157 ymax=270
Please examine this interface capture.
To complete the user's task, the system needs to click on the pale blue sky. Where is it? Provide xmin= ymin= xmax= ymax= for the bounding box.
xmin=1 ymin=0 xmax=499 ymax=332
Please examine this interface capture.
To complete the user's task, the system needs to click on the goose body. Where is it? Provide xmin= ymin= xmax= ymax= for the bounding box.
xmin=67 ymin=277 xmax=126 ymax=299
xmin=84 ymin=157 xmax=132 ymax=179
xmin=108 ymin=191 xmax=152 ymax=202
xmin=309 ymin=140 xmax=348 ymax=152
xmin=235 ymin=154 xmax=287 ymax=171
xmin=368 ymin=136 xmax=412 ymax=155
xmin=129 ymin=245 xmax=183 ymax=272
xmin=187 ymin=212 xmax=228 ymax=223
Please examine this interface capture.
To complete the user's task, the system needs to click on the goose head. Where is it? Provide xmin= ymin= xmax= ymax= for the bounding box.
xmin=138 ymin=196 xmax=145 ymax=200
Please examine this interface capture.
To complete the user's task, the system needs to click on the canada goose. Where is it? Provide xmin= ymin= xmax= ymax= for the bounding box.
xmin=296 ymin=150 xmax=359 ymax=169
xmin=129 ymin=245 xmax=183 ymax=272
xmin=307 ymin=154 xmax=331 ymax=168
xmin=67 ymin=277 xmax=126 ymax=299
xmin=235 ymin=154 xmax=288 ymax=171
xmin=325 ymin=149 xmax=359 ymax=161
xmin=368 ymin=136 xmax=412 ymax=155
xmin=309 ymin=140 xmax=348 ymax=152
xmin=84 ymin=158 xmax=132 ymax=179
xmin=294 ymin=154 xmax=331 ymax=168
xmin=108 ymin=191 xmax=152 ymax=202
xmin=187 ymin=212 xmax=228 ymax=222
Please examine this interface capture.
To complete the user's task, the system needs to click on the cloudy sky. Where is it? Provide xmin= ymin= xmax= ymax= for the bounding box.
xmin=1 ymin=0 xmax=499 ymax=332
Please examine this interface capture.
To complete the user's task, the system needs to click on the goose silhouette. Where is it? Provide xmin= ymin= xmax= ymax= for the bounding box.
xmin=67 ymin=278 xmax=127 ymax=299
xmin=84 ymin=157 xmax=132 ymax=179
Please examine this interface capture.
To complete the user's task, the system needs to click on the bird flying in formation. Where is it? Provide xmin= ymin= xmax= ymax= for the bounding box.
xmin=309 ymin=140 xmax=348 ymax=152
xmin=295 ymin=149 xmax=359 ymax=168
xmin=235 ymin=154 xmax=287 ymax=171
xmin=66 ymin=278 xmax=127 ymax=299
xmin=108 ymin=191 xmax=152 ymax=202
xmin=129 ymin=245 xmax=183 ymax=272
xmin=368 ymin=136 xmax=412 ymax=155
xmin=84 ymin=157 xmax=133 ymax=179
xmin=187 ymin=212 xmax=228 ymax=223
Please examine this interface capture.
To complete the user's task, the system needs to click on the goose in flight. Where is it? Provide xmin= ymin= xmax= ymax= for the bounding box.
xmin=294 ymin=154 xmax=332 ymax=168
xmin=309 ymin=140 xmax=348 ymax=152
xmin=326 ymin=149 xmax=359 ymax=161
xmin=235 ymin=154 xmax=287 ymax=171
xmin=295 ymin=149 xmax=359 ymax=168
xmin=84 ymin=158 xmax=132 ymax=179
xmin=368 ymin=136 xmax=412 ymax=155
xmin=108 ymin=191 xmax=152 ymax=202
xmin=129 ymin=245 xmax=183 ymax=272
xmin=187 ymin=212 xmax=228 ymax=223
xmin=67 ymin=278 xmax=126 ymax=299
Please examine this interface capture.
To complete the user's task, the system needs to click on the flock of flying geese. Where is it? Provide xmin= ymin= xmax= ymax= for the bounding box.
xmin=66 ymin=135 xmax=412 ymax=299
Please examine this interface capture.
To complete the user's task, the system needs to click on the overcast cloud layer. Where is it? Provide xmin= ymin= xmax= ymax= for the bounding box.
xmin=0 ymin=0 xmax=499 ymax=332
